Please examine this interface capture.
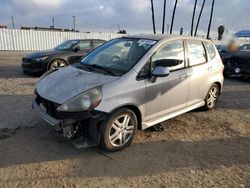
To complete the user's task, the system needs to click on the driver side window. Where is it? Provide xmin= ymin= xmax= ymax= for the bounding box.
xmin=152 ymin=40 xmax=185 ymax=71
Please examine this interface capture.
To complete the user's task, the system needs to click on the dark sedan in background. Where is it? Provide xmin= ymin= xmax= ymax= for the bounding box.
xmin=222 ymin=43 xmax=250 ymax=79
xmin=21 ymin=39 xmax=105 ymax=74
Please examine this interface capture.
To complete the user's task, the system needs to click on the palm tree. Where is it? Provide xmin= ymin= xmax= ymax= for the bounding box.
xmin=170 ymin=0 xmax=178 ymax=34
xmin=194 ymin=0 xmax=206 ymax=36
xmin=150 ymin=0 xmax=156 ymax=34
xmin=190 ymin=0 xmax=198 ymax=36
xmin=218 ymin=25 xmax=225 ymax=40
xmin=162 ymin=0 xmax=167 ymax=34
xmin=207 ymin=0 xmax=215 ymax=39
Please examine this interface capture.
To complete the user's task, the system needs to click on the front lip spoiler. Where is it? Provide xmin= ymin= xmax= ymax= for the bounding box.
xmin=32 ymin=100 xmax=61 ymax=131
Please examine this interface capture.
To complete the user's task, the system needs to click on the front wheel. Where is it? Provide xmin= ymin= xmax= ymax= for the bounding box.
xmin=204 ymin=84 xmax=219 ymax=110
xmin=99 ymin=108 xmax=137 ymax=151
xmin=49 ymin=59 xmax=67 ymax=70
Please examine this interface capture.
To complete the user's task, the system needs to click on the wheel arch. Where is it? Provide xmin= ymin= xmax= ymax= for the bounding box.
xmin=109 ymin=104 xmax=142 ymax=130
xmin=214 ymin=81 xmax=222 ymax=95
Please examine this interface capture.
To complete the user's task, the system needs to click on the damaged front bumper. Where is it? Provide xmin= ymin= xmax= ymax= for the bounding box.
xmin=32 ymin=97 xmax=107 ymax=148
xmin=32 ymin=100 xmax=61 ymax=130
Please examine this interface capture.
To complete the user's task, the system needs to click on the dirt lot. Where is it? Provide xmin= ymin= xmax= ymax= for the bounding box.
xmin=0 ymin=51 xmax=249 ymax=188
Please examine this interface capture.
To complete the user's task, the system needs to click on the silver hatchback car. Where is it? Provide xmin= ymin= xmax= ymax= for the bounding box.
xmin=33 ymin=34 xmax=224 ymax=151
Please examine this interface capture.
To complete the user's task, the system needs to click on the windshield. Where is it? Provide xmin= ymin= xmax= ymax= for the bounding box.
xmin=54 ymin=40 xmax=78 ymax=50
xmin=80 ymin=38 xmax=157 ymax=76
xmin=239 ymin=44 xmax=250 ymax=50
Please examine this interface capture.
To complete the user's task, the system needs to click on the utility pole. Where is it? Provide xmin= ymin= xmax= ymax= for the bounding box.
xmin=11 ymin=16 xmax=15 ymax=29
xmin=167 ymin=24 xmax=170 ymax=34
xmin=150 ymin=0 xmax=156 ymax=34
xmin=72 ymin=16 xmax=76 ymax=30
xmin=190 ymin=0 xmax=197 ymax=36
xmin=194 ymin=0 xmax=206 ymax=36
xmin=207 ymin=0 xmax=215 ymax=39
xmin=162 ymin=0 xmax=167 ymax=34
xmin=52 ymin=17 xmax=55 ymax=28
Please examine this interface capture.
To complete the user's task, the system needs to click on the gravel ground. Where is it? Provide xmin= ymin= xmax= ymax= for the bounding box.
xmin=0 ymin=51 xmax=249 ymax=188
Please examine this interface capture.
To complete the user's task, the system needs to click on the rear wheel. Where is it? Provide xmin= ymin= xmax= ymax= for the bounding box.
xmin=49 ymin=59 xmax=67 ymax=70
xmin=204 ymin=84 xmax=219 ymax=110
xmin=100 ymin=108 xmax=137 ymax=151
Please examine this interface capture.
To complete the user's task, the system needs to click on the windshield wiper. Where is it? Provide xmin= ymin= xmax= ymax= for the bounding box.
xmin=74 ymin=63 xmax=94 ymax=72
xmin=91 ymin=64 xmax=116 ymax=76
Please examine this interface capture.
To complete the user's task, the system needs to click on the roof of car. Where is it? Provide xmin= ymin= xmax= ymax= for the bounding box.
xmin=125 ymin=34 xmax=209 ymax=42
xmin=68 ymin=39 xmax=106 ymax=41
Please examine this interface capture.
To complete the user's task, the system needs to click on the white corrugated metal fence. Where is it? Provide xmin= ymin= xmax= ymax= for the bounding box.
xmin=0 ymin=29 xmax=123 ymax=51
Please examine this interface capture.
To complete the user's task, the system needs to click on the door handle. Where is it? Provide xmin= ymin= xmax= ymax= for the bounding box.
xmin=208 ymin=66 xmax=213 ymax=71
xmin=179 ymin=73 xmax=188 ymax=80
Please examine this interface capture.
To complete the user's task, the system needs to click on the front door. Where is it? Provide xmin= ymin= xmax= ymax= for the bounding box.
xmin=145 ymin=40 xmax=190 ymax=121
xmin=69 ymin=40 xmax=92 ymax=63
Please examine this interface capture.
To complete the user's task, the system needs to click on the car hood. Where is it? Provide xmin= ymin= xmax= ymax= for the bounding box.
xmin=36 ymin=66 xmax=119 ymax=104
xmin=26 ymin=49 xmax=64 ymax=59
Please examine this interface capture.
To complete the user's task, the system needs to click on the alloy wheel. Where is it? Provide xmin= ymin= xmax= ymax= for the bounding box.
xmin=50 ymin=61 xmax=66 ymax=70
xmin=109 ymin=114 xmax=135 ymax=147
xmin=206 ymin=86 xmax=218 ymax=108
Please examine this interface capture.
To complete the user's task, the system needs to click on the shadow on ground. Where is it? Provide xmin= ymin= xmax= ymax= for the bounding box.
xmin=0 ymin=124 xmax=249 ymax=179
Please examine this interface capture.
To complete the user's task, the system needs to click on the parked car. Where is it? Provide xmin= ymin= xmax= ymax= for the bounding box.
xmin=222 ymin=44 xmax=250 ymax=79
xmin=21 ymin=39 xmax=106 ymax=74
xmin=33 ymin=34 xmax=224 ymax=151
xmin=216 ymin=44 xmax=228 ymax=57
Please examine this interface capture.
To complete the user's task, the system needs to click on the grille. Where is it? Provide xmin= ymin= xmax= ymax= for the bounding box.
xmin=36 ymin=94 xmax=59 ymax=117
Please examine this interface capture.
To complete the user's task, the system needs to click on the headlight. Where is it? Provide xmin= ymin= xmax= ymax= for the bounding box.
xmin=57 ymin=87 xmax=102 ymax=112
xmin=34 ymin=56 xmax=48 ymax=62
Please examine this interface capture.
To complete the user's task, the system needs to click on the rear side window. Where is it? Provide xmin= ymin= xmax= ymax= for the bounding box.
xmin=151 ymin=40 xmax=185 ymax=71
xmin=187 ymin=40 xmax=207 ymax=66
xmin=78 ymin=41 xmax=91 ymax=50
xmin=94 ymin=41 xmax=105 ymax=48
xmin=204 ymin=42 xmax=216 ymax=60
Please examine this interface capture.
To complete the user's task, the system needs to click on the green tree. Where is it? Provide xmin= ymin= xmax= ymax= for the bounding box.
xmin=218 ymin=25 xmax=225 ymax=40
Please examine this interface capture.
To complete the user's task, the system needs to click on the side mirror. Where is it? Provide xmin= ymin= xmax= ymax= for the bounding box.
xmin=152 ymin=66 xmax=170 ymax=77
xmin=150 ymin=66 xmax=170 ymax=83
xmin=72 ymin=46 xmax=80 ymax=52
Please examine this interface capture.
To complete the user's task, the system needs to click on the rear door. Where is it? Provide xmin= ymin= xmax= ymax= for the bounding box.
xmin=185 ymin=40 xmax=215 ymax=106
xmin=144 ymin=40 xmax=190 ymax=121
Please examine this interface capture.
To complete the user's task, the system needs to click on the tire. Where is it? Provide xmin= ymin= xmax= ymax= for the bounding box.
xmin=48 ymin=59 xmax=67 ymax=71
xmin=99 ymin=108 xmax=137 ymax=151
xmin=204 ymin=83 xmax=219 ymax=110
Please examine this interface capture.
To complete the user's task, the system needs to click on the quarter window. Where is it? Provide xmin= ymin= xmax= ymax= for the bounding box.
xmin=205 ymin=42 xmax=216 ymax=60
xmin=187 ymin=40 xmax=207 ymax=66
xmin=151 ymin=40 xmax=185 ymax=71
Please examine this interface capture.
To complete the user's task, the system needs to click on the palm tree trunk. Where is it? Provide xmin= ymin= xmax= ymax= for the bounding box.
xmin=162 ymin=0 xmax=167 ymax=34
xmin=194 ymin=0 xmax=206 ymax=36
xmin=190 ymin=0 xmax=198 ymax=36
xmin=207 ymin=0 xmax=215 ymax=39
xmin=170 ymin=0 xmax=178 ymax=34
xmin=151 ymin=0 xmax=156 ymax=34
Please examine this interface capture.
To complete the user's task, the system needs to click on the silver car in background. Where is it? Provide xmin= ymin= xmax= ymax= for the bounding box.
xmin=33 ymin=34 xmax=224 ymax=151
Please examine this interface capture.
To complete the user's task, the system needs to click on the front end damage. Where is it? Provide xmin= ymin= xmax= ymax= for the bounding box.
xmin=32 ymin=93 xmax=107 ymax=148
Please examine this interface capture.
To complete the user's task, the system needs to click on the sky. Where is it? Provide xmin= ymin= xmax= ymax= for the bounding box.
xmin=0 ymin=0 xmax=249 ymax=37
